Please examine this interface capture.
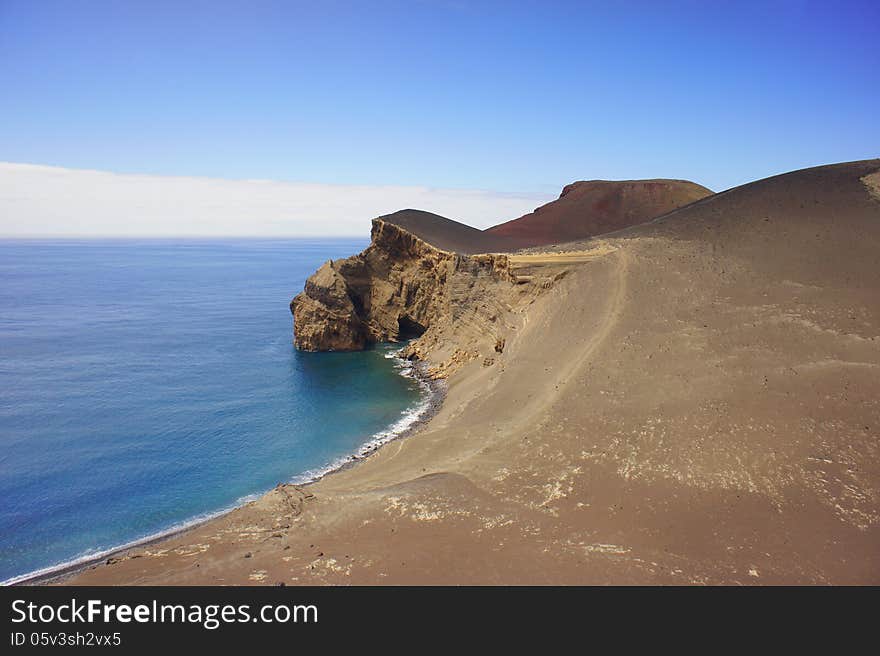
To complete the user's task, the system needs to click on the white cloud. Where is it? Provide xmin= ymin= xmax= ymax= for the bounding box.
xmin=0 ymin=162 xmax=551 ymax=237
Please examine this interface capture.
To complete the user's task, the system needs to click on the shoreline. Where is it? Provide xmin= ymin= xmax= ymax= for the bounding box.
xmin=9 ymin=353 xmax=446 ymax=587
xmin=21 ymin=159 xmax=880 ymax=585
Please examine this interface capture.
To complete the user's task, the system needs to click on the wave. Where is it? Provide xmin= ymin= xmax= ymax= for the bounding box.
xmin=1 ymin=501 xmax=243 ymax=586
xmin=3 ymin=347 xmax=443 ymax=586
xmin=290 ymin=347 xmax=440 ymax=483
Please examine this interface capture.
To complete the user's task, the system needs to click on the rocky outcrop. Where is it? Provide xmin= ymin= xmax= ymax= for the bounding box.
xmin=290 ymin=262 xmax=370 ymax=351
xmin=291 ymin=219 xmax=516 ymax=357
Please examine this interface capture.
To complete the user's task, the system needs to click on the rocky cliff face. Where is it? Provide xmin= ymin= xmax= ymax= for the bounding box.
xmin=291 ymin=219 xmax=516 ymax=364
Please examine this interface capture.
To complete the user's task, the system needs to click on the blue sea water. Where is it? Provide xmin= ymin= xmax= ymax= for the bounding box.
xmin=0 ymin=238 xmax=428 ymax=583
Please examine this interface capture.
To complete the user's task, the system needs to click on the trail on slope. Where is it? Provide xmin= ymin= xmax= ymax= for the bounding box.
xmin=555 ymin=245 xmax=630 ymax=395
xmin=514 ymin=244 xmax=631 ymax=432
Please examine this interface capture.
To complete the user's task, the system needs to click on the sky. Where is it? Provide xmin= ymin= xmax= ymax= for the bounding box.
xmin=0 ymin=0 xmax=877 ymax=236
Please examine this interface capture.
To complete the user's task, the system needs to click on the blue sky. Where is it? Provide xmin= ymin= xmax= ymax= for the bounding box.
xmin=1 ymin=0 xmax=877 ymax=196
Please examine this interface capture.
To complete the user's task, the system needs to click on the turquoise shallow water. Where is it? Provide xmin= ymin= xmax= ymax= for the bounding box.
xmin=0 ymin=238 xmax=427 ymax=583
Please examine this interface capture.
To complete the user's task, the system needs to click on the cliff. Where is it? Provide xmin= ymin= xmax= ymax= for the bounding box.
xmin=291 ymin=217 xmax=519 ymax=369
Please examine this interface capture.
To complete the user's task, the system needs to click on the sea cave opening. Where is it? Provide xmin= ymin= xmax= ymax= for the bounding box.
xmin=397 ymin=314 xmax=427 ymax=340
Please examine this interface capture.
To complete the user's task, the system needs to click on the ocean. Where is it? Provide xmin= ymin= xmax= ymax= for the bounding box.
xmin=0 ymin=238 xmax=430 ymax=583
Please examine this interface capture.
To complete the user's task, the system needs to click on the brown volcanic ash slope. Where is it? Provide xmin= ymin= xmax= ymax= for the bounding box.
xmin=70 ymin=160 xmax=880 ymax=585
xmin=485 ymin=178 xmax=712 ymax=247
xmin=379 ymin=180 xmax=712 ymax=252
xmin=375 ymin=208 xmax=512 ymax=254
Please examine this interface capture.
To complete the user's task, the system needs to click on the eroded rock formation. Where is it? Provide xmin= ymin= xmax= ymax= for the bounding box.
xmin=291 ymin=219 xmax=516 ymax=359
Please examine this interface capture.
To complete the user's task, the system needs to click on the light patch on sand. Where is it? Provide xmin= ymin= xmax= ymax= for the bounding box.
xmin=516 ymin=470 xmax=581 ymax=517
xmin=765 ymin=312 xmax=874 ymax=342
xmin=492 ymin=467 xmax=512 ymax=482
xmin=586 ymin=544 xmax=630 ymax=555
xmin=320 ymin=558 xmax=350 ymax=574
xmin=173 ymin=543 xmax=211 ymax=557
xmin=602 ymin=412 xmax=880 ymax=530
xmin=382 ymin=496 xmax=406 ymax=516
xmin=541 ymin=477 xmax=574 ymax=505
xmin=141 ymin=549 xmax=169 ymax=558
xmin=248 ymin=570 xmax=267 ymax=582
xmin=233 ymin=524 xmax=279 ymax=540
xmin=480 ymin=515 xmax=515 ymax=531
xmin=797 ymin=419 xmax=880 ymax=530
xmin=603 ymin=417 xmax=797 ymax=508
xmin=409 ymin=502 xmax=445 ymax=521
xmin=309 ymin=557 xmax=353 ymax=578
xmin=383 ymin=495 xmax=472 ymax=523
xmin=581 ymin=543 xmax=631 ymax=555
xmin=861 ymin=171 xmax=880 ymax=201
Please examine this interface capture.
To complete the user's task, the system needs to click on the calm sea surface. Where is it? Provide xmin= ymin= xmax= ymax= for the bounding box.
xmin=0 ymin=238 xmax=426 ymax=582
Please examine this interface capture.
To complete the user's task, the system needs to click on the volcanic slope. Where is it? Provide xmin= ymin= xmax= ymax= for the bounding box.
xmin=378 ymin=179 xmax=712 ymax=255
xmin=485 ymin=178 xmax=712 ymax=248
xmin=69 ymin=160 xmax=880 ymax=585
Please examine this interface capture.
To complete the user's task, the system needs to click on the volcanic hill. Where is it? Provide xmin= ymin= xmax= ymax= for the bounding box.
xmin=68 ymin=160 xmax=880 ymax=585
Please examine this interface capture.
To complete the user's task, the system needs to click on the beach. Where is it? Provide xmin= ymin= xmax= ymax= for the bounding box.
xmin=58 ymin=161 xmax=880 ymax=585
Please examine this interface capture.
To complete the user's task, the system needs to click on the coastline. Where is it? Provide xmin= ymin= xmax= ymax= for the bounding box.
xmin=9 ymin=352 xmax=446 ymax=586
xmin=30 ymin=163 xmax=880 ymax=585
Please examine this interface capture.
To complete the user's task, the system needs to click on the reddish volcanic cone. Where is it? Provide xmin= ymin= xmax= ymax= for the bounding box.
xmin=485 ymin=179 xmax=713 ymax=248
